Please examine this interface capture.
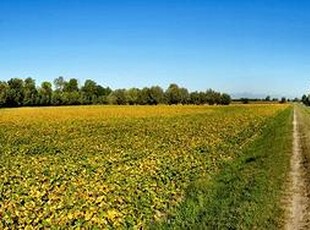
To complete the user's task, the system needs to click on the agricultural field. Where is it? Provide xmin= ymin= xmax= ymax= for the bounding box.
xmin=0 ymin=105 xmax=290 ymax=229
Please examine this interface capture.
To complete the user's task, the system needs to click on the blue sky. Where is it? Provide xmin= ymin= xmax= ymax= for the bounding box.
xmin=0 ymin=0 xmax=310 ymax=98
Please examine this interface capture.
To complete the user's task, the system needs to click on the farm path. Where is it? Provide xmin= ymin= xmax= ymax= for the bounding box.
xmin=285 ymin=108 xmax=308 ymax=230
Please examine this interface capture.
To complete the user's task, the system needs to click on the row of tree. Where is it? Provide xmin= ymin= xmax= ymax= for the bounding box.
xmin=238 ymin=96 xmax=288 ymax=104
xmin=0 ymin=77 xmax=232 ymax=107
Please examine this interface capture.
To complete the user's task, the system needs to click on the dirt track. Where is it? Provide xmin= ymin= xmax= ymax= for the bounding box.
xmin=285 ymin=109 xmax=308 ymax=230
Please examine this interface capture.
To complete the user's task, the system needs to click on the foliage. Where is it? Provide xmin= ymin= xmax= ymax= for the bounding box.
xmin=23 ymin=78 xmax=38 ymax=106
xmin=6 ymin=78 xmax=24 ymax=107
xmin=241 ymin=98 xmax=249 ymax=104
xmin=302 ymin=94 xmax=310 ymax=106
xmin=0 ymin=78 xmax=232 ymax=107
xmin=0 ymin=105 xmax=288 ymax=228
xmin=280 ymin=97 xmax=287 ymax=104
xmin=220 ymin=93 xmax=231 ymax=105
xmin=165 ymin=83 xmax=183 ymax=105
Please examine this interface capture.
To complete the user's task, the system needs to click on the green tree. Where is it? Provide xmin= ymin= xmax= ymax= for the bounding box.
xmin=0 ymin=81 xmax=8 ymax=107
xmin=280 ymin=97 xmax=287 ymax=104
xmin=60 ymin=78 xmax=81 ymax=105
xmin=205 ymin=89 xmax=222 ymax=105
xmin=0 ymin=77 xmax=233 ymax=108
xmin=149 ymin=86 xmax=165 ymax=105
xmin=198 ymin=92 xmax=207 ymax=104
xmin=189 ymin=91 xmax=201 ymax=105
xmin=23 ymin=77 xmax=38 ymax=106
xmin=51 ymin=91 xmax=63 ymax=105
xmin=241 ymin=98 xmax=249 ymax=104
xmin=61 ymin=91 xmax=81 ymax=105
xmin=165 ymin=83 xmax=182 ymax=105
xmin=137 ymin=87 xmax=150 ymax=105
xmin=53 ymin=76 xmax=66 ymax=92
xmin=64 ymin=78 xmax=79 ymax=93
xmin=81 ymin=79 xmax=98 ymax=104
xmin=179 ymin=87 xmax=189 ymax=104
xmin=205 ymin=89 xmax=216 ymax=105
xmin=126 ymin=88 xmax=140 ymax=105
xmin=108 ymin=89 xmax=126 ymax=105
xmin=272 ymin=98 xmax=279 ymax=102
xmin=136 ymin=86 xmax=164 ymax=105
xmin=95 ymin=85 xmax=112 ymax=104
xmin=220 ymin=93 xmax=231 ymax=105
xmin=38 ymin=81 xmax=53 ymax=105
xmin=7 ymin=78 xmax=24 ymax=107
xmin=302 ymin=95 xmax=309 ymax=106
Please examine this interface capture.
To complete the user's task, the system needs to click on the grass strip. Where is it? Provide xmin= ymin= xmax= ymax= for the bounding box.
xmin=153 ymin=107 xmax=293 ymax=229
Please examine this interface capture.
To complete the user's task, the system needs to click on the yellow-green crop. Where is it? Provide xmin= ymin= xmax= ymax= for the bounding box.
xmin=0 ymin=105 xmax=288 ymax=229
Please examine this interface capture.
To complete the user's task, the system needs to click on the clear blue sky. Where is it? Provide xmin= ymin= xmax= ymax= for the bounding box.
xmin=1 ymin=0 xmax=310 ymax=98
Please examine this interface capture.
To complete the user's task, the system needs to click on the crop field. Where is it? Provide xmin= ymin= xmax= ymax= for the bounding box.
xmin=0 ymin=105 xmax=289 ymax=229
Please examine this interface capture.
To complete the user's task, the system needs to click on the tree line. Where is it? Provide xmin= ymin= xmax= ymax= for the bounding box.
xmin=0 ymin=77 xmax=232 ymax=107
xmin=238 ymin=96 xmax=288 ymax=104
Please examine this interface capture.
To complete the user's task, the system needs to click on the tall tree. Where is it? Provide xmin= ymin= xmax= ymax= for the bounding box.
xmin=108 ymin=89 xmax=126 ymax=105
xmin=23 ymin=77 xmax=38 ymax=106
xmin=95 ymin=85 xmax=112 ymax=104
xmin=150 ymin=86 xmax=165 ymax=105
xmin=137 ymin=87 xmax=151 ymax=105
xmin=6 ymin=78 xmax=24 ymax=107
xmin=220 ymin=93 xmax=231 ymax=105
xmin=302 ymin=94 xmax=309 ymax=106
xmin=64 ymin=78 xmax=79 ymax=93
xmin=179 ymin=87 xmax=190 ymax=104
xmin=0 ymin=81 xmax=8 ymax=107
xmin=81 ymin=79 xmax=98 ymax=104
xmin=165 ymin=83 xmax=181 ymax=105
xmin=205 ymin=89 xmax=216 ymax=105
xmin=61 ymin=91 xmax=81 ymax=105
xmin=126 ymin=88 xmax=140 ymax=105
xmin=198 ymin=92 xmax=207 ymax=104
xmin=38 ymin=81 xmax=53 ymax=105
xmin=280 ymin=97 xmax=287 ymax=104
xmin=189 ymin=91 xmax=200 ymax=105
xmin=54 ymin=76 xmax=66 ymax=92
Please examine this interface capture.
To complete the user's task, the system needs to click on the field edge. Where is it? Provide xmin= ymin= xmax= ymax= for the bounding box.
xmin=152 ymin=106 xmax=293 ymax=229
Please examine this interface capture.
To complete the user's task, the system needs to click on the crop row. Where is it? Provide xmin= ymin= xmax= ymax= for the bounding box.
xmin=0 ymin=105 xmax=288 ymax=229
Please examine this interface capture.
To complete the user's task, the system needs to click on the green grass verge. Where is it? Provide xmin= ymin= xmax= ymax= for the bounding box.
xmin=152 ymin=107 xmax=293 ymax=229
